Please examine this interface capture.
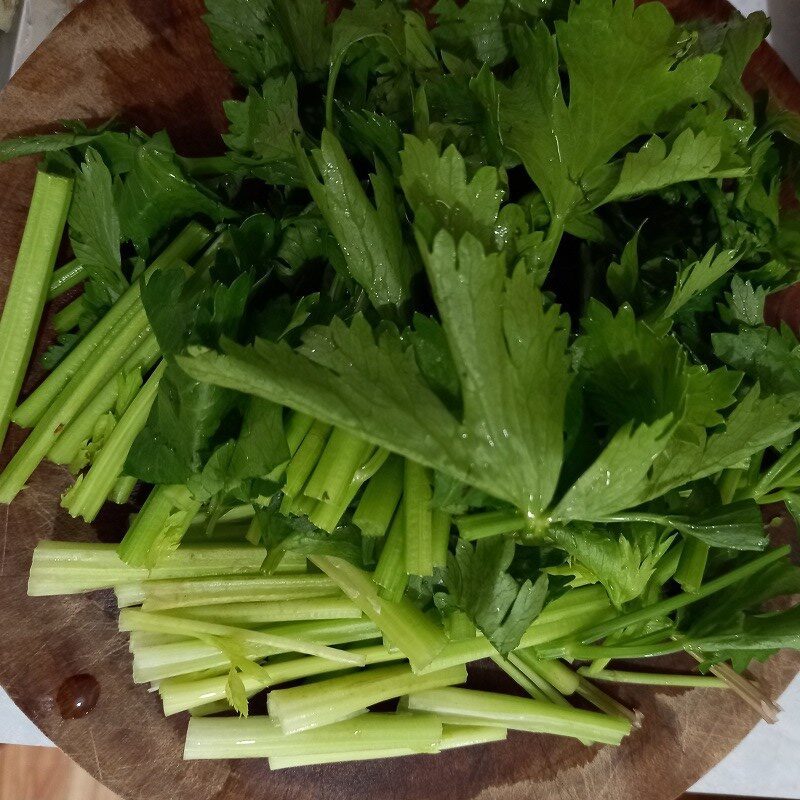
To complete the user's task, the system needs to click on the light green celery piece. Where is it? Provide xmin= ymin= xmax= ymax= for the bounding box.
xmin=129 ymin=631 xmax=186 ymax=650
xmin=675 ymin=538 xmax=710 ymax=593
xmin=456 ymin=510 xmax=525 ymax=541
xmin=373 ymin=503 xmax=408 ymax=602
xmin=13 ymin=222 xmax=211 ymax=429
xmin=53 ymin=296 xmax=84 ymax=333
xmin=188 ymin=699 xmax=233 ymax=717
xmin=437 ymin=724 xmax=508 ymax=750
xmin=513 ymin=651 xmax=580 ymax=695
xmin=304 ymin=427 xmax=372 ymax=505
xmin=136 ymin=572 xmax=340 ymax=611
xmin=109 ymin=474 xmax=137 ymax=505
xmin=62 ymin=361 xmax=166 ymax=522
xmin=119 ymin=609 xmax=367 ymax=666
xmin=48 ymin=258 xmax=85 ymax=300
xmin=404 ymin=460 xmax=434 ymax=577
xmin=267 ymin=662 xmax=467 ymax=734
xmin=407 ymin=687 xmax=630 ymax=745
xmin=28 ymin=541 xmax=269 ymax=596
xmin=283 ymin=419 xmax=331 ymax=498
xmin=0 ymin=319 xmax=158 ymax=503
xmin=160 ymin=643 xmax=402 ymax=716
xmin=311 ymin=555 xmax=446 ymax=671
xmin=577 ymin=667 xmax=727 ymax=688
xmin=164 ymin=597 xmax=361 ymax=626
xmin=131 ymin=618 xmax=381 ymax=683
xmin=490 ymin=653 xmax=550 ymax=703
xmin=353 ymin=454 xmax=404 ymax=538
xmin=117 ymin=484 xmax=201 ymax=568
xmin=0 ymin=172 xmax=73 ymax=446
xmin=431 ymin=509 xmax=451 ymax=569
xmin=185 ymin=712 xmax=442 ymax=760
xmin=285 ymin=411 xmax=315 ymax=455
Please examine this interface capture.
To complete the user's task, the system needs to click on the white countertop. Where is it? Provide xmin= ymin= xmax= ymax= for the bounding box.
xmin=1 ymin=0 xmax=800 ymax=797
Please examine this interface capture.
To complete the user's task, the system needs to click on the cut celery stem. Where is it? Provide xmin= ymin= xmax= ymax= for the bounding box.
xmin=137 ymin=572 xmax=340 ymax=611
xmin=407 ymin=687 xmax=630 ymax=745
xmin=373 ymin=504 xmax=408 ymax=602
xmin=185 ymin=712 xmax=442 ymax=761
xmin=537 ymin=640 xmax=688 ymax=661
xmin=0 ymin=320 xmax=158 ymax=502
xmin=283 ymin=420 xmax=331 ymax=498
xmin=62 ymin=361 xmax=166 ymax=522
xmin=437 ymin=724 xmax=508 ymax=751
xmin=119 ymin=608 xmax=367 ymax=666
xmin=404 ymin=460 xmax=434 ymax=577
xmin=131 ymin=618 xmax=380 ymax=683
xmin=0 ymin=172 xmax=73 ymax=446
xmin=577 ymin=667 xmax=727 ymax=688
xmin=285 ymin=411 xmax=314 ymax=455
xmin=675 ymin=538 xmax=710 ymax=594
xmin=304 ymin=427 xmax=371 ymax=505
xmin=117 ymin=484 xmax=201 ymax=568
xmin=13 ymin=222 xmax=210 ymax=428
xmin=267 ymin=662 xmax=467 ymax=734
xmin=578 ymin=546 xmax=791 ymax=644
xmin=353 ymin=454 xmax=404 ymax=538
xmin=455 ymin=509 xmax=525 ymax=541
xmin=513 ymin=651 xmax=580 ymax=695
xmin=110 ymin=475 xmax=137 ymax=505
xmin=312 ymin=555 xmax=446 ymax=671
xmin=431 ymin=509 xmax=451 ymax=569
xmin=444 ymin=610 xmax=475 ymax=642
xmin=165 ymin=596 xmax=362 ymax=626
xmin=161 ymin=643 xmax=402 ymax=716
xmin=48 ymin=258 xmax=85 ymax=300
xmin=490 ymin=653 xmax=550 ymax=703
xmin=53 ymin=296 xmax=84 ymax=332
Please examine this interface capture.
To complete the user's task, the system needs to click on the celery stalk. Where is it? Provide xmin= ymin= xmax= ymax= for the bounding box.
xmin=267 ymin=662 xmax=467 ymax=734
xmin=675 ymin=538 xmax=710 ymax=594
xmin=0 ymin=172 xmax=73 ymax=445
xmin=353 ymin=454 xmax=404 ymax=538
xmin=109 ymin=474 xmax=137 ymax=505
xmin=311 ymin=555 xmax=446 ymax=671
xmin=283 ymin=419 xmax=331 ymax=498
xmin=373 ymin=504 xmax=408 ymax=601
xmin=48 ymin=258 xmax=85 ymax=300
xmin=404 ymin=460 xmax=433 ymax=577
xmin=577 ymin=667 xmax=727 ymax=688
xmin=455 ymin=510 xmax=525 ymax=541
xmin=304 ymin=427 xmax=371 ymax=505
xmin=53 ymin=296 xmax=84 ymax=332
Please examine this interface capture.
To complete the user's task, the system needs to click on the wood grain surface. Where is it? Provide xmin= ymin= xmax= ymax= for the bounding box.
xmin=0 ymin=2 xmax=798 ymax=800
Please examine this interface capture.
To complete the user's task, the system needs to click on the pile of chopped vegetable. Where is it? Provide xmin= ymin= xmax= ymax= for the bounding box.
xmin=2 ymin=0 xmax=800 ymax=769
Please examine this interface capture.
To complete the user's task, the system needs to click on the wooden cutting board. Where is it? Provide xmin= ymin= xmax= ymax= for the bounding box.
xmin=0 ymin=2 xmax=798 ymax=800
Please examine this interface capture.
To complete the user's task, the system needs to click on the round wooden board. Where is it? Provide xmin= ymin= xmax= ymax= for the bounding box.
xmin=0 ymin=2 xmax=798 ymax=799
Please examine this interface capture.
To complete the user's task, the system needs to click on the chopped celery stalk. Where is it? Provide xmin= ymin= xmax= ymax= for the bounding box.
xmin=117 ymin=484 xmax=201 ymax=567
xmin=373 ymin=504 xmax=408 ymax=602
xmin=136 ymin=572 xmax=340 ymax=611
xmin=444 ymin=610 xmax=476 ymax=642
xmin=455 ymin=510 xmax=525 ymax=541
xmin=407 ymin=688 xmax=631 ymax=745
xmin=431 ymin=510 xmax=451 ymax=569
xmin=110 ymin=475 xmax=137 ymax=505
xmin=53 ymin=296 xmax=84 ymax=332
xmin=506 ymin=654 xmax=582 ymax=717
xmin=48 ymin=258 xmax=85 ymax=300
xmin=0 ymin=321 xmax=159 ymax=503
xmin=404 ymin=460 xmax=433 ymax=577
xmin=304 ymin=427 xmax=371 ymax=505
xmin=0 ymin=171 xmax=73 ymax=446
xmin=267 ymin=663 xmax=467 ymax=734
xmin=513 ymin=651 xmax=580 ymax=695
xmin=353 ymin=454 xmax=404 ymax=538
xmin=283 ymin=420 xmax=331 ymax=498
xmin=577 ymin=667 xmax=727 ymax=688
xmin=119 ymin=609 xmax=367 ymax=666
xmin=311 ymin=555 xmax=446 ymax=671
xmin=129 ymin=631 xmax=186 ymax=649
xmin=189 ymin=699 xmax=234 ymax=717
xmin=437 ymin=724 xmax=508 ymax=751
xmin=490 ymin=653 xmax=550 ymax=703
xmin=160 ymin=644 xmax=402 ymax=716
xmin=185 ymin=712 xmax=442 ymax=760
xmin=13 ymin=222 xmax=210 ymax=429
xmin=164 ymin=597 xmax=361 ymax=625
xmin=285 ymin=411 xmax=314 ymax=455
xmin=675 ymin=538 xmax=710 ymax=593
xmin=131 ymin=618 xmax=380 ymax=683
xmin=48 ymin=340 xmax=158 ymax=466
xmin=579 ymin=546 xmax=791 ymax=644
xmin=62 ymin=361 xmax=166 ymax=522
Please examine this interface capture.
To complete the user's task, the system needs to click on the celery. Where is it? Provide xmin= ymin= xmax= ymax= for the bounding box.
xmin=675 ymin=538 xmax=709 ymax=594
xmin=165 ymin=596 xmax=361 ymax=626
xmin=185 ymin=713 xmax=442 ymax=761
xmin=373 ymin=504 xmax=408 ymax=602
xmin=312 ymin=555 xmax=446 ymax=671
xmin=110 ymin=475 xmax=138 ymax=505
xmin=62 ymin=361 xmax=166 ymax=521
xmin=267 ymin=662 xmax=467 ymax=734
xmin=160 ymin=644 xmax=402 ymax=716
xmin=407 ymin=687 xmax=631 ymax=745
xmin=577 ymin=667 xmax=727 ymax=688
xmin=13 ymin=222 xmax=210 ymax=429
xmin=119 ymin=609 xmax=367 ymax=665
xmin=404 ymin=460 xmax=434 ymax=576
xmin=431 ymin=509 xmax=451 ymax=569
xmin=0 ymin=172 xmax=73 ymax=446
xmin=53 ymin=296 xmax=84 ymax=332
xmin=48 ymin=258 xmax=85 ymax=300
xmin=353 ymin=454 xmax=404 ymax=538
xmin=455 ymin=510 xmax=525 ymax=541
xmin=137 ymin=572 xmax=340 ymax=611
xmin=285 ymin=411 xmax=314 ymax=455
xmin=490 ymin=653 xmax=550 ymax=703
xmin=304 ymin=427 xmax=371 ymax=505
xmin=118 ymin=484 xmax=201 ymax=567
xmin=437 ymin=724 xmax=508 ymax=751
xmin=283 ymin=419 xmax=331 ymax=498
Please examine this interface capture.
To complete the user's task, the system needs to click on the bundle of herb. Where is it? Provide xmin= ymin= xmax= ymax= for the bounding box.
xmin=5 ymin=0 xmax=800 ymax=769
